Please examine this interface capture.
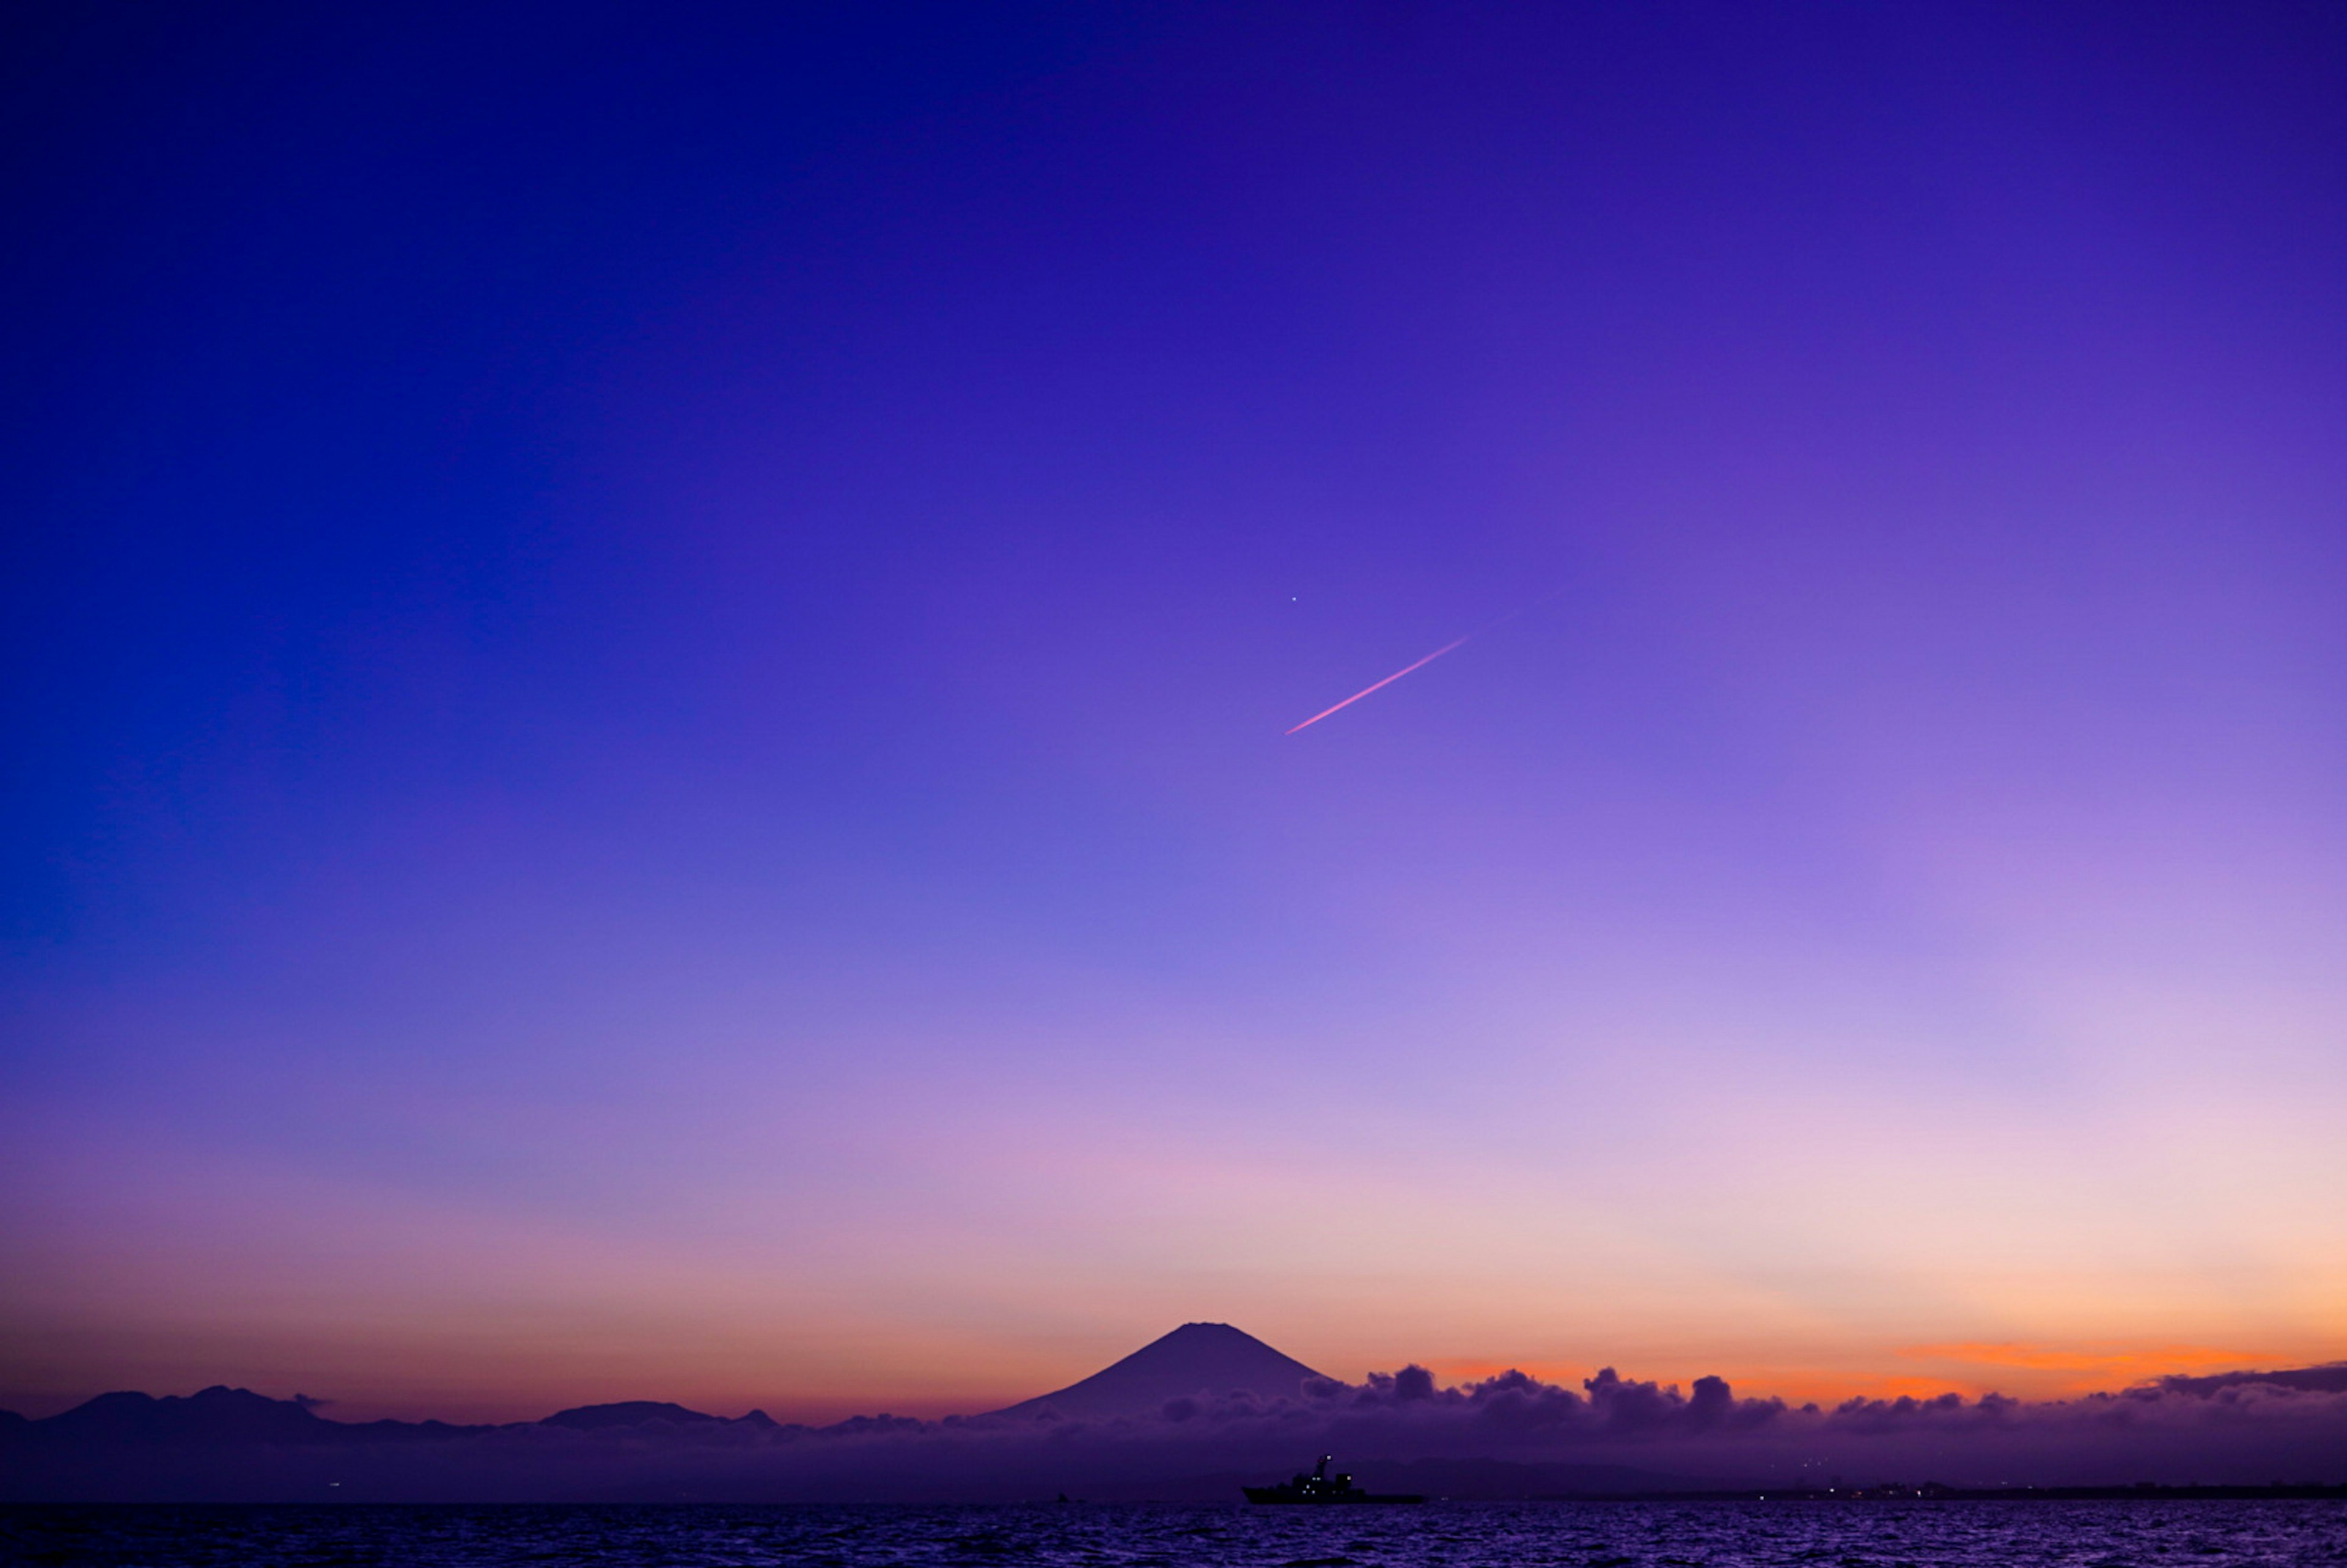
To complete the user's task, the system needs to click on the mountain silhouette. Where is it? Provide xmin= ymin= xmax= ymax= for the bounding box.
xmin=33 ymin=1387 xmax=340 ymax=1445
xmin=542 ymin=1401 xmax=722 ymax=1430
xmin=987 ymin=1321 xmax=1326 ymax=1419
xmin=542 ymin=1401 xmax=778 ymax=1430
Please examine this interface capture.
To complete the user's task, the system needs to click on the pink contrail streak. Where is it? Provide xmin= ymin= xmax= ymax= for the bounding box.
xmin=1285 ymin=635 xmax=1472 ymax=735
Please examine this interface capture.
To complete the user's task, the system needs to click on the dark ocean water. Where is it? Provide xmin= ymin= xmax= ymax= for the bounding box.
xmin=2 ymin=1501 xmax=2342 ymax=1567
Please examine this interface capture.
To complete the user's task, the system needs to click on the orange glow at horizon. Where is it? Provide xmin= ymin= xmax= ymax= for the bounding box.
xmin=1416 ymin=1338 xmax=2328 ymax=1407
xmin=1893 ymin=1341 xmax=2258 ymax=1392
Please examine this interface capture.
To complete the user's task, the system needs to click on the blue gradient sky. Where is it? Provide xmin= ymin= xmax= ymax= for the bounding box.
xmin=4 ymin=1 xmax=2344 ymax=1422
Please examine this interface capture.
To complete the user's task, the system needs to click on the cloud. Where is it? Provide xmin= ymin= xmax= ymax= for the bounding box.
xmin=2153 ymin=1363 xmax=2347 ymax=1397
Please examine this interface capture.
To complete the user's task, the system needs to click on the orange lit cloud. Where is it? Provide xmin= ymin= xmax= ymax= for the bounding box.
xmin=1897 ymin=1342 xmax=2252 ymax=1394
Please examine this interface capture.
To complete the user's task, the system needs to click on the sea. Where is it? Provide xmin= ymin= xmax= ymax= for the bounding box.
xmin=2 ymin=1501 xmax=2342 ymax=1567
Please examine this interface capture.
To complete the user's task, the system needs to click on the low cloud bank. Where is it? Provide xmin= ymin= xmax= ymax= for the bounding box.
xmin=6 ymin=1363 xmax=2344 ymax=1501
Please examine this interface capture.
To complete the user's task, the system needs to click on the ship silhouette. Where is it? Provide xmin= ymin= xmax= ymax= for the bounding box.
xmin=1244 ymin=1454 xmax=1425 ymax=1505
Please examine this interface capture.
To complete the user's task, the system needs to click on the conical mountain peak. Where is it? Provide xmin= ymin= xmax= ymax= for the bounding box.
xmin=989 ymin=1322 xmax=1326 ymax=1419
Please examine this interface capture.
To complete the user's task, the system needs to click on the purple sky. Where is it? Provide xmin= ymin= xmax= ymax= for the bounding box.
xmin=4 ymin=1 xmax=2344 ymax=1424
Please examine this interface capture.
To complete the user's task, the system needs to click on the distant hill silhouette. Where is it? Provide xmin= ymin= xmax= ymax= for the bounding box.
xmin=542 ymin=1401 xmax=719 ymax=1429
xmin=35 ymin=1387 xmax=343 ymax=1445
xmin=543 ymin=1401 xmax=777 ymax=1430
xmin=13 ymin=1386 xmax=490 ymax=1448
xmin=987 ymin=1322 xmax=1326 ymax=1420
xmin=1 ymin=1388 xmax=784 ymax=1447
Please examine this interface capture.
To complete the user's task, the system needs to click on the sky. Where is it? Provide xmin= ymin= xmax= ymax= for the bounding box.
xmin=3 ymin=1 xmax=2344 ymax=1426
